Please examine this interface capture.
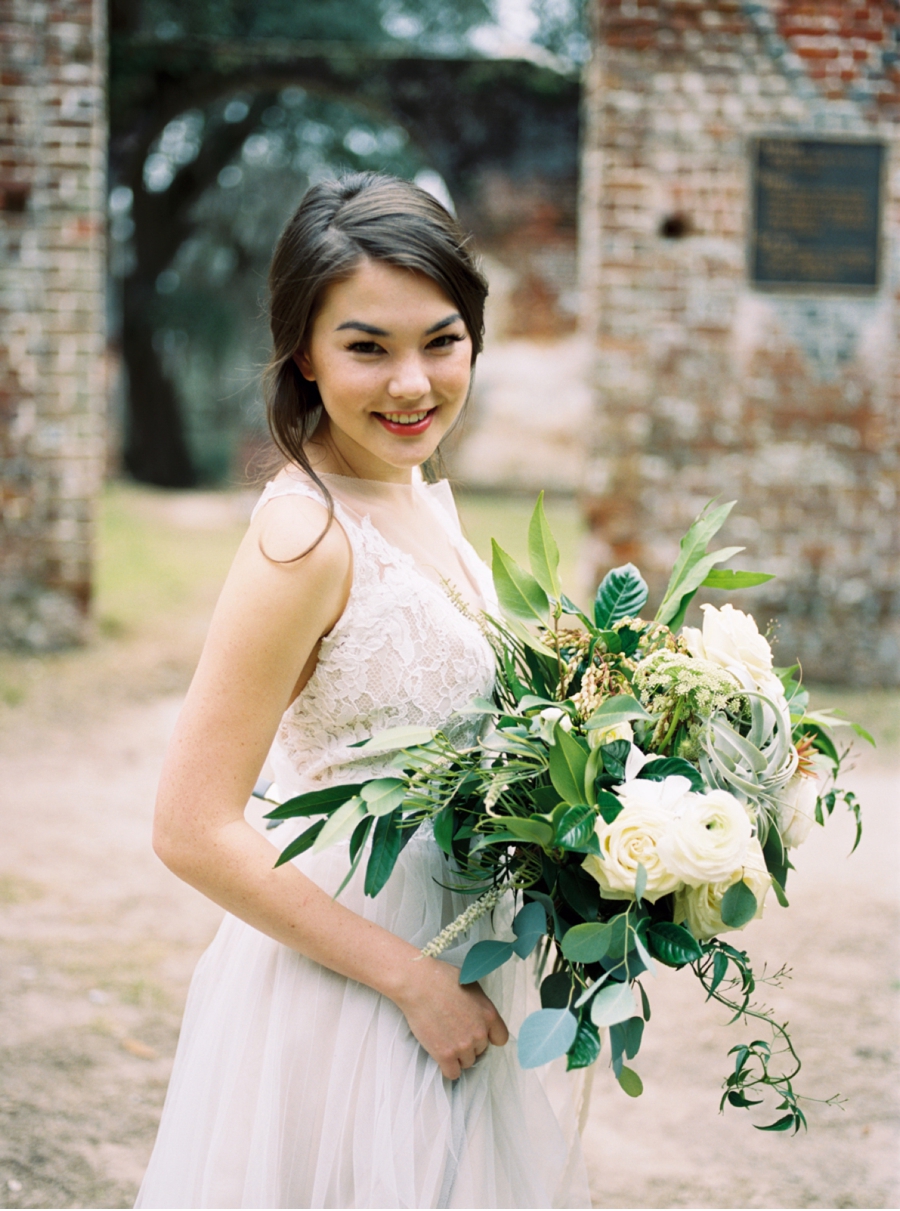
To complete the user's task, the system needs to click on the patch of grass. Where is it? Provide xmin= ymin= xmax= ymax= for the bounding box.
xmin=0 ymin=873 xmax=45 ymax=904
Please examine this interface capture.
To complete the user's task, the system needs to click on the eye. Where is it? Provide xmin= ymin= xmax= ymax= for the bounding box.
xmin=346 ymin=340 xmax=385 ymax=354
xmin=427 ymin=332 xmax=466 ymax=349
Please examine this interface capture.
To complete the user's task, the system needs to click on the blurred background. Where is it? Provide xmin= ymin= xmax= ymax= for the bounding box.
xmin=1 ymin=1 xmax=899 ymax=1207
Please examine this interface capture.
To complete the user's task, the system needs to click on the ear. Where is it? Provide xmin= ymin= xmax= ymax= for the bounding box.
xmin=292 ymin=350 xmax=314 ymax=381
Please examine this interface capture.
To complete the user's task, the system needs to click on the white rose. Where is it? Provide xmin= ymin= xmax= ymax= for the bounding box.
xmin=657 ymin=788 xmax=753 ymax=887
xmin=775 ymin=771 xmax=819 ymax=849
xmin=582 ymin=776 xmax=692 ymax=902
xmin=682 ymin=603 xmax=775 ymax=692
xmin=673 ymin=839 xmax=771 ymax=941
xmin=587 ymin=720 xmax=633 ymax=750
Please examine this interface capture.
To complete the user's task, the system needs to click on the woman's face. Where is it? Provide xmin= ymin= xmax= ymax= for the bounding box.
xmin=296 ymin=258 xmax=473 ymax=482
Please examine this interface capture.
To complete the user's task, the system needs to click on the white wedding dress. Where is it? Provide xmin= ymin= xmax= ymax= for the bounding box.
xmin=135 ymin=470 xmax=592 ymax=1210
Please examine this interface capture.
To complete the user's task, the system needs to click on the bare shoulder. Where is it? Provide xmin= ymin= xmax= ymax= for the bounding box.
xmin=249 ymin=490 xmax=351 ymax=572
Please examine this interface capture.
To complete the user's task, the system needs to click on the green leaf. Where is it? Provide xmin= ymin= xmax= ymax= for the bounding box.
xmin=598 ymin=740 xmax=630 ymax=781
xmin=527 ymin=491 xmax=561 ymax=598
xmin=617 ymin=1065 xmax=644 ymax=1097
xmin=658 ymin=545 xmax=745 ymax=631
xmin=363 ymin=810 xmax=404 ymax=896
xmin=554 ymin=803 xmax=598 ymax=851
xmin=433 ymin=805 xmax=455 ymax=856
xmin=548 ymin=725 xmax=590 ymax=806
xmin=311 ymin=796 xmax=366 ymax=854
xmin=512 ymin=901 xmax=547 ymax=959
xmin=637 ymin=757 xmax=705 ymax=792
xmin=584 ymin=694 xmax=654 ymax=730
xmin=264 ymin=783 xmax=366 ymax=820
xmin=634 ymin=862 xmax=647 ymax=906
xmin=488 ymin=816 xmax=554 ymax=848
xmin=273 ymin=818 xmax=326 ymax=867
xmin=657 ymin=499 xmax=735 ymax=618
xmin=762 ymin=829 xmax=791 ymax=893
xmin=755 ymin=1114 xmax=797 ymax=1133
xmin=596 ymin=789 xmax=624 ymax=824
xmin=560 ymin=594 xmax=594 ymax=629
xmin=589 ymin=981 xmax=637 ymax=1028
xmin=517 ymin=1008 xmax=579 ymax=1069
xmin=593 ymin=564 xmax=649 ymax=628
xmin=360 ymin=778 xmax=406 ymax=817
xmin=541 ymin=971 xmax=575 ymax=1009
xmin=349 ymin=814 xmax=373 ymax=863
xmin=637 ymin=981 xmax=651 ymax=1021
xmin=558 ymin=865 xmax=600 ymax=921
xmin=720 ymin=880 xmax=758 ymax=929
xmin=459 ymin=939 xmax=516 ymax=984
xmin=561 ymin=921 xmax=613 ymax=964
xmin=702 ymin=569 xmax=774 ymax=590
xmin=710 ymin=949 xmax=729 ymax=995
xmin=491 ymin=540 xmax=550 ymax=624
xmin=355 ymin=725 xmax=435 ymax=754
xmin=648 ymin=921 xmax=703 ymax=967
xmin=727 ymin=1091 xmax=763 ymax=1108
xmin=622 ymin=1015 xmax=644 ymax=1059
xmin=566 ymin=1016 xmax=602 ymax=1070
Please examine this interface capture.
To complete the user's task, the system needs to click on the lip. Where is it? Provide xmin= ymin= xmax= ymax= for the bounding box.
xmin=374 ymin=408 xmax=436 ymax=436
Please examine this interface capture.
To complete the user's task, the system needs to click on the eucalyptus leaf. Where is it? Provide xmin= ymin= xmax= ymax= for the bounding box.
xmin=541 ymin=971 xmax=575 ymax=1009
xmin=589 ymin=981 xmax=637 ymax=1028
xmin=459 ymin=940 xmax=515 ymax=984
xmin=512 ymin=901 xmax=548 ymax=958
xmin=491 ymin=540 xmax=550 ymax=624
xmin=720 ymin=879 xmax=758 ymax=929
xmin=558 ymin=865 xmax=600 ymax=921
xmin=617 ymin=1065 xmax=644 ymax=1098
xmin=517 ymin=1008 xmax=579 ymax=1069
xmin=527 ymin=491 xmax=561 ymax=598
xmin=561 ymin=921 xmax=613 ymax=964
xmin=634 ymin=862 xmax=648 ymax=906
xmin=594 ymin=564 xmax=649 ymax=628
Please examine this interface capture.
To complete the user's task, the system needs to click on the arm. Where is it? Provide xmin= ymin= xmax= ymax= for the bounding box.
xmin=153 ymin=494 xmax=508 ymax=1078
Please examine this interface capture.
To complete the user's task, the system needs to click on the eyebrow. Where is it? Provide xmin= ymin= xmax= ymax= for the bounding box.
xmin=335 ymin=313 xmax=463 ymax=337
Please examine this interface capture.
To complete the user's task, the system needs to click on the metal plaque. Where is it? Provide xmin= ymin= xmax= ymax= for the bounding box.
xmin=750 ymin=137 xmax=883 ymax=290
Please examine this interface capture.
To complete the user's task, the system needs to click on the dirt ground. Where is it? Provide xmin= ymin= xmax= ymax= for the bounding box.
xmin=0 ymin=490 xmax=897 ymax=1210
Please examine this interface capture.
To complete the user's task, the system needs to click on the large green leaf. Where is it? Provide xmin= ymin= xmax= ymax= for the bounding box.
xmin=517 ymin=1008 xmax=579 ymax=1068
xmin=363 ymin=810 xmax=403 ymax=896
xmin=590 ymin=981 xmax=638 ymax=1028
xmin=541 ymin=971 xmax=575 ymax=1008
xmin=311 ymin=796 xmax=366 ymax=854
xmin=593 ymin=563 xmax=649 ymax=628
xmin=657 ymin=545 xmax=745 ymax=631
xmin=566 ymin=1016 xmax=602 ymax=1071
xmin=491 ymin=540 xmax=550 ymax=624
xmin=617 ymin=1065 xmax=644 ymax=1097
xmin=527 ymin=491 xmax=561 ymax=598
xmin=584 ymin=694 xmax=653 ymax=731
xmin=360 ymin=778 xmax=406 ymax=817
xmin=511 ymin=901 xmax=547 ymax=958
xmin=647 ymin=921 xmax=703 ymax=967
xmin=637 ymin=757 xmax=704 ymax=792
xmin=554 ymin=802 xmax=598 ymax=851
xmin=486 ymin=816 xmax=554 ymax=847
xmin=561 ymin=921 xmax=613 ymax=963
xmin=702 ymin=569 xmax=774 ymax=590
xmin=720 ymin=879 xmax=758 ymax=928
xmin=655 ymin=499 xmax=746 ymax=628
xmin=273 ymin=818 xmax=326 ymax=867
xmin=548 ymin=725 xmax=590 ymax=806
xmin=264 ymin=783 xmax=366 ymax=820
xmin=459 ymin=939 xmax=515 ymax=984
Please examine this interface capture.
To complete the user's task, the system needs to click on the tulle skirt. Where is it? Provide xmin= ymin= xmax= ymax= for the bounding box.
xmin=135 ymin=824 xmax=592 ymax=1209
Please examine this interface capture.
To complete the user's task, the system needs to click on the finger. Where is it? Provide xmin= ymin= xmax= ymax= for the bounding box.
xmin=458 ymin=1047 xmax=477 ymax=1071
xmin=488 ymin=1016 xmax=509 ymax=1046
xmin=442 ymin=1058 xmax=461 ymax=1081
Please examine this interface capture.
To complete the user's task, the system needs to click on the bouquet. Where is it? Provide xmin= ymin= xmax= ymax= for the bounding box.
xmin=263 ymin=498 xmax=868 ymax=1132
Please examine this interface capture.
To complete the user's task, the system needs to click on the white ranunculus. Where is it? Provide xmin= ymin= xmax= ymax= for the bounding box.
xmin=657 ymin=788 xmax=753 ymax=887
xmin=582 ymin=776 xmax=692 ymax=902
xmin=682 ymin=603 xmax=775 ymax=691
xmin=587 ymin=720 xmax=633 ymax=750
xmin=775 ymin=771 xmax=820 ymax=848
xmin=673 ymin=839 xmax=771 ymax=941
xmin=531 ymin=706 xmax=573 ymax=744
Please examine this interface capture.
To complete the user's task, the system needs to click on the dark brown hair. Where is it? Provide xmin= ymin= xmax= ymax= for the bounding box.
xmin=263 ymin=172 xmax=488 ymax=529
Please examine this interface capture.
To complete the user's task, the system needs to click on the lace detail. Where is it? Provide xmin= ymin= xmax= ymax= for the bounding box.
xmin=252 ymin=477 xmax=496 ymax=794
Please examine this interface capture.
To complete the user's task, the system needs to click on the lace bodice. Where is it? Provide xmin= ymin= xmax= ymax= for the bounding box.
xmin=252 ymin=473 xmax=497 ymax=797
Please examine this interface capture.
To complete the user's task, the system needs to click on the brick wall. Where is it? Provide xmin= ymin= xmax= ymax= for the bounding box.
xmin=581 ymin=0 xmax=900 ymax=685
xmin=0 ymin=0 xmax=106 ymax=649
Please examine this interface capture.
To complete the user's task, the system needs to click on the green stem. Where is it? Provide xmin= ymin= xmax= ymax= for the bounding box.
xmin=658 ymin=697 xmax=685 ymax=751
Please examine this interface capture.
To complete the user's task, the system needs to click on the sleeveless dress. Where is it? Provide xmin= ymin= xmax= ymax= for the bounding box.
xmin=135 ymin=471 xmax=592 ymax=1210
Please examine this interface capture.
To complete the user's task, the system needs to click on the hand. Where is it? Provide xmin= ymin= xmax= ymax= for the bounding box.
xmin=392 ymin=955 xmax=509 ymax=1080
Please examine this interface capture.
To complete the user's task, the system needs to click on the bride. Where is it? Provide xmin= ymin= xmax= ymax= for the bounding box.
xmin=136 ymin=172 xmax=591 ymax=1209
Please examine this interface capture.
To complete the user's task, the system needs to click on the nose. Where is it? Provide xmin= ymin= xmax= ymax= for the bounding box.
xmin=387 ymin=353 xmax=430 ymax=401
